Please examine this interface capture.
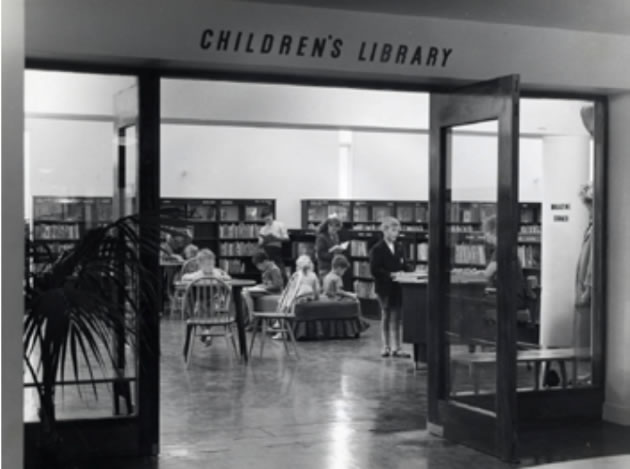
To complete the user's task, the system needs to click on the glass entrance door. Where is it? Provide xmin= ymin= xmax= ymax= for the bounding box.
xmin=427 ymin=75 xmax=521 ymax=462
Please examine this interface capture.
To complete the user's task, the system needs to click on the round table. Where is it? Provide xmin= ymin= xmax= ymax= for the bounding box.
xmin=175 ymin=278 xmax=255 ymax=362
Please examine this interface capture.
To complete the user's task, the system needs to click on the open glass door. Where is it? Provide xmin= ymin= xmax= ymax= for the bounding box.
xmin=428 ymin=75 xmax=520 ymax=462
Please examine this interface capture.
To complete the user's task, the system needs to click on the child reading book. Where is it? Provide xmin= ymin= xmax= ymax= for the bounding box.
xmin=322 ymin=254 xmax=357 ymax=301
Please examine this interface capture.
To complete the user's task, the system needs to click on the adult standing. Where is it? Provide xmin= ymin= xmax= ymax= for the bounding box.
xmin=258 ymin=208 xmax=289 ymax=281
xmin=315 ymin=217 xmax=345 ymax=279
xmin=574 ymin=183 xmax=593 ymax=383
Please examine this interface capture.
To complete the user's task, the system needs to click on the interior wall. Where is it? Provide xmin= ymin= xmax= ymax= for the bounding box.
xmin=25 ymin=118 xmax=114 ymax=205
xmin=604 ymin=93 xmax=630 ymax=425
xmin=160 ymin=125 xmax=340 ymax=227
xmin=2 ymin=0 xmax=25 ymax=466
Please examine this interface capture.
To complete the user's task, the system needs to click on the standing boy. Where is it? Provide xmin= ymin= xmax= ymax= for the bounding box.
xmin=369 ymin=217 xmax=412 ymax=358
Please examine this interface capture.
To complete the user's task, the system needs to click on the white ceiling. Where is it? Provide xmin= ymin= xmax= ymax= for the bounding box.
xmin=235 ymin=0 xmax=630 ymax=35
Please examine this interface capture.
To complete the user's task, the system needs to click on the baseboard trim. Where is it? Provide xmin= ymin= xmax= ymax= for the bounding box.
xmin=603 ymin=402 xmax=630 ymax=426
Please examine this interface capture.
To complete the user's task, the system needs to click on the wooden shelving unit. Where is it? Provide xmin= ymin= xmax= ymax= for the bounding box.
xmin=160 ymin=198 xmax=275 ymax=278
xmin=30 ymin=196 xmax=113 ymax=259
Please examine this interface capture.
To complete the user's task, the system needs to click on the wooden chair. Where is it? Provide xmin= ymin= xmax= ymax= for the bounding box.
xmin=182 ymin=276 xmax=237 ymax=366
xmin=173 ymin=258 xmax=199 ymax=318
xmin=248 ymin=273 xmax=305 ymax=360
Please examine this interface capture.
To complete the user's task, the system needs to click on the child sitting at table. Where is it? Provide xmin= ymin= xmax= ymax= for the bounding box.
xmin=242 ymin=250 xmax=285 ymax=325
xmin=322 ymin=254 xmax=357 ymax=301
xmin=181 ymin=249 xmax=230 ymax=282
xmin=180 ymin=249 xmax=231 ymax=346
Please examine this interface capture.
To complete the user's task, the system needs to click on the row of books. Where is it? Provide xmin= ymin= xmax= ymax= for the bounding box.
xmin=520 ymin=225 xmax=542 ymax=234
xmin=291 ymin=242 xmax=315 ymax=258
xmin=219 ymin=223 xmax=260 ymax=239
xmin=33 ymin=198 xmax=113 ymax=222
xmin=218 ymin=259 xmax=247 ymax=274
xmin=448 ymin=203 xmax=496 ymax=224
xmin=452 ymin=244 xmax=487 ymax=266
xmin=518 ymin=245 xmax=540 ymax=268
xmin=219 ymin=242 xmax=259 ymax=257
xmin=34 ymin=224 xmax=81 ymax=239
xmin=353 ymin=262 xmax=372 ymax=278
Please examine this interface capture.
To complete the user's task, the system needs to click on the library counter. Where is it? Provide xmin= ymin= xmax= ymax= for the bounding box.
xmin=396 ymin=277 xmax=429 ymax=369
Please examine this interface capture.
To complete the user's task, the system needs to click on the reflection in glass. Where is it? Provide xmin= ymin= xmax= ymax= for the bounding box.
xmin=445 ymin=122 xmax=499 ymax=411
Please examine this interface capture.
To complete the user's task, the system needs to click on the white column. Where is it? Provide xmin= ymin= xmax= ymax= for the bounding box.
xmin=604 ymin=93 xmax=630 ymax=425
xmin=338 ymin=130 xmax=353 ymax=198
xmin=540 ymin=135 xmax=590 ymax=347
xmin=2 ymin=0 xmax=25 ymax=467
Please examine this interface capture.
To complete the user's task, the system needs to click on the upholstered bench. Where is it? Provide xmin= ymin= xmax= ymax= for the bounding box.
xmin=255 ymin=295 xmax=368 ymax=341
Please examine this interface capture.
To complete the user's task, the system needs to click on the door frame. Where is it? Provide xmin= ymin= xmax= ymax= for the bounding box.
xmin=22 ymin=59 xmax=609 ymax=461
xmin=427 ymin=75 xmax=520 ymax=461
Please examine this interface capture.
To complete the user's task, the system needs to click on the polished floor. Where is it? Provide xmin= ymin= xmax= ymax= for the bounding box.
xmin=50 ymin=317 xmax=630 ymax=468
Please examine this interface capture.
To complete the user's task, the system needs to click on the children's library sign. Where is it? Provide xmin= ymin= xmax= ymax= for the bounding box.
xmin=199 ymin=29 xmax=454 ymax=68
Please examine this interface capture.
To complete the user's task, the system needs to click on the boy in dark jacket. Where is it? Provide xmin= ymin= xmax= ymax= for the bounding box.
xmin=369 ymin=217 xmax=412 ymax=358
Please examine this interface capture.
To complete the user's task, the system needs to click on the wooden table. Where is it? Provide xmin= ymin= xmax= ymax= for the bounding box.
xmin=175 ymin=278 xmax=255 ymax=363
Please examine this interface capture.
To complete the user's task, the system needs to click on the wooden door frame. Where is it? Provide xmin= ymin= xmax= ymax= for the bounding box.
xmin=427 ymin=75 xmax=521 ymax=462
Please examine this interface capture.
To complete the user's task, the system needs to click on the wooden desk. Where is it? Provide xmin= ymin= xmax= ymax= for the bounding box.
xmin=396 ymin=274 xmax=489 ymax=369
xmin=175 ymin=278 xmax=255 ymax=363
xmin=397 ymin=278 xmax=428 ymax=369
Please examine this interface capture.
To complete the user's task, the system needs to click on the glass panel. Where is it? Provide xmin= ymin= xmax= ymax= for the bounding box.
xmin=24 ymin=70 xmax=138 ymax=421
xmin=445 ymin=121 xmax=499 ymax=412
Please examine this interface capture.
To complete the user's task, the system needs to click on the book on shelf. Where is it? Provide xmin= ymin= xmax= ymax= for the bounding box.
xmin=518 ymin=245 xmax=540 ymax=268
xmin=219 ymin=259 xmax=246 ymax=274
xmin=219 ymin=223 xmax=259 ymax=239
xmin=350 ymin=240 xmax=369 ymax=257
xmin=453 ymin=244 xmax=486 ymax=266
xmin=353 ymin=261 xmax=372 ymax=278
xmin=187 ymin=203 xmax=216 ymax=221
xmin=353 ymin=205 xmax=369 ymax=222
xmin=415 ymin=205 xmax=428 ymax=223
xmin=220 ymin=205 xmax=240 ymax=222
xmin=373 ymin=205 xmax=393 ymax=222
xmin=417 ymin=242 xmax=428 ymax=261
xmin=219 ymin=241 xmax=258 ymax=257
xmin=244 ymin=205 xmax=266 ymax=221
xmin=397 ymin=205 xmax=415 ymax=223
xmin=34 ymin=223 xmax=81 ymax=239
xmin=307 ymin=205 xmax=328 ymax=223
xmin=327 ymin=204 xmax=350 ymax=221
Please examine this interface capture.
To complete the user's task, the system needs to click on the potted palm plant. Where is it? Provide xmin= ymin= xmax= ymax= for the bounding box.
xmin=23 ymin=213 xmax=162 ymax=468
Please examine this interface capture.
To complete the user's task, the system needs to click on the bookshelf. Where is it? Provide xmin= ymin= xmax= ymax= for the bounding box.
xmin=30 ymin=196 xmax=114 ymax=259
xmin=160 ymin=198 xmax=275 ymax=278
xmin=300 ymin=199 xmax=430 ymax=301
xmin=445 ymin=201 xmax=542 ymax=283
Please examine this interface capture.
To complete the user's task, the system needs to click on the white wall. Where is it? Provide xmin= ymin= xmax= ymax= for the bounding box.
xmin=351 ymin=132 xmax=429 ymax=200
xmin=25 ymin=118 xmax=114 ymax=198
xmin=2 ymin=0 xmax=25 ymax=466
xmin=604 ymin=93 xmax=630 ymax=425
xmin=160 ymin=125 xmax=340 ymax=227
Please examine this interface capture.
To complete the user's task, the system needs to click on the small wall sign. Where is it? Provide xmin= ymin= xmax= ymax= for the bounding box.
xmin=551 ymin=203 xmax=570 ymax=210
xmin=554 ymin=215 xmax=569 ymax=222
